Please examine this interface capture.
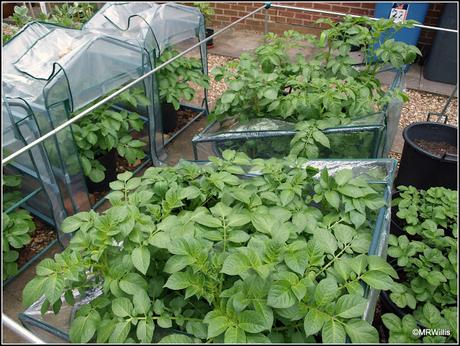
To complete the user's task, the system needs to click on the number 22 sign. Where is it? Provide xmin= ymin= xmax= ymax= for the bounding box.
xmin=389 ymin=3 xmax=409 ymax=23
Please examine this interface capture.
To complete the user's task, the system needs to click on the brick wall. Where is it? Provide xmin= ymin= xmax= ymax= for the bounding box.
xmin=208 ymin=2 xmax=443 ymax=51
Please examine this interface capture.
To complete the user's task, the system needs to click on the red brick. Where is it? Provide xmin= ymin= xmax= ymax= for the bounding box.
xmin=215 ymin=3 xmax=231 ymax=10
xmin=295 ymin=12 xmax=312 ymax=20
xmin=222 ymin=9 xmax=239 ymax=16
xmin=331 ymin=5 xmax=349 ymax=14
xmin=313 ymin=3 xmax=332 ymax=10
xmin=360 ymin=3 xmax=375 ymax=9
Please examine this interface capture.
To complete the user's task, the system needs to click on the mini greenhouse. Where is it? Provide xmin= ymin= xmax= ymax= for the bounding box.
xmin=192 ymin=19 xmax=410 ymax=161
xmin=84 ymin=2 xmax=209 ymax=150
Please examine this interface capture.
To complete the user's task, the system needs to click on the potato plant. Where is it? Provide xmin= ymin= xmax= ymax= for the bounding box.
xmin=2 ymin=175 xmax=36 ymax=280
xmin=210 ymin=16 xmax=420 ymax=159
xmin=23 ymin=151 xmax=399 ymax=343
xmin=157 ymin=49 xmax=210 ymax=110
xmin=73 ymin=91 xmax=147 ymax=183
xmin=382 ymin=186 xmax=458 ymax=343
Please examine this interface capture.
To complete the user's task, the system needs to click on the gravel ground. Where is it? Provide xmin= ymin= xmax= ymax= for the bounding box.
xmin=207 ymin=54 xmax=235 ymax=106
xmin=399 ymin=89 xmax=458 ymax=128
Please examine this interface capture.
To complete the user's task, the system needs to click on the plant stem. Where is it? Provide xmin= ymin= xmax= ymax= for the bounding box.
xmin=314 ymin=243 xmax=352 ymax=279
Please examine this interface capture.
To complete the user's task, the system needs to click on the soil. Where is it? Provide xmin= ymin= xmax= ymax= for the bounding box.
xmin=414 ymin=139 xmax=457 ymax=157
xmin=164 ymin=108 xmax=199 ymax=136
xmin=116 ymin=155 xmax=142 ymax=174
xmin=17 ymin=217 xmax=57 ymax=267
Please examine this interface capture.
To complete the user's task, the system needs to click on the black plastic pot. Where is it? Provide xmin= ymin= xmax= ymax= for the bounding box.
xmin=161 ymin=102 xmax=178 ymax=133
xmin=206 ymin=28 xmax=214 ymax=47
xmin=85 ymin=149 xmax=118 ymax=193
xmin=394 ymin=122 xmax=457 ymax=190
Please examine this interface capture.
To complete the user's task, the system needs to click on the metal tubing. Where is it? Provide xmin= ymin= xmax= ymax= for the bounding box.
xmin=2 ymin=314 xmax=46 ymax=344
xmin=4 ymin=186 xmax=43 ymax=214
xmin=2 ymin=5 xmax=267 ymax=166
xmin=164 ymin=110 xmax=206 ymax=146
xmin=270 ymin=4 xmax=458 ymax=33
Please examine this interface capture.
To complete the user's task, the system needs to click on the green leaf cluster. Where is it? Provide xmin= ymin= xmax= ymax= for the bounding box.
xmin=2 ymin=174 xmax=36 ymax=280
xmin=157 ymin=49 xmax=210 ymax=110
xmin=383 ymin=185 xmax=458 ymax=343
xmin=72 ymin=90 xmax=147 ymax=183
xmin=23 ymin=150 xmax=398 ymax=343
xmin=210 ymin=17 xmax=421 ymax=160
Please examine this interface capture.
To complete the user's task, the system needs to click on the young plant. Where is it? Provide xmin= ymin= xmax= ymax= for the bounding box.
xmin=2 ymin=174 xmax=36 ymax=280
xmin=209 ymin=17 xmax=420 ymax=160
xmin=382 ymin=303 xmax=457 ymax=343
xmin=383 ymin=186 xmax=458 ymax=343
xmin=23 ymin=151 xmax=398 ymax=343
xmin=11 ymin=5 xmax=32 ymax=27
xmin=192 ymin=2 xmax=215 ymax=27
xmin=72 ymin=91 xmax=147 ymax=183
xmin=47 ymin=3 xmax=96 ymax=29
xmin=157 ymin=49 xmax=209 ymax=110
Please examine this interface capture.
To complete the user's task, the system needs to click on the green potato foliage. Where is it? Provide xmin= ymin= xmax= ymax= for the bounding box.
xmin=210 ymin=16 xmax=419 ymax=159
xmin=2 ymin=174 xmax=36 ymax=280
xmin=383 ymin=186 xmax=458 ymax=344
xmin=157 ymin=49 xmax=210 ymax=111
xmin=73 ymin=91 xmax=147 ymax=183
xmin=23 ymin=150 xmax=399 ymax=343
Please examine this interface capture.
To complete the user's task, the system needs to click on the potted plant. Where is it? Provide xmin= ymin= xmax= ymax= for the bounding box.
xmin=209 ymin=17 xmax=421 ymax=160
xmin=72 ymin=98 xmax=146 ymax=193
xmin=23 ymin=152 xmax=399 ymax=343
xmin=380 ymin=185 xmax=458 ymax=343
xmin=192 ymin=2 xmax=215 ymax=47
xmin=157 ymin=49 xmax=209 ymax=133
xmin=394 ymin=122 xmax=457 ymax=190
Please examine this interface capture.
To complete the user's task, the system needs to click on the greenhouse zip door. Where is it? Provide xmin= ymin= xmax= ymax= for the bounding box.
xmin=2 ymin=97 xmax=66 ymax=287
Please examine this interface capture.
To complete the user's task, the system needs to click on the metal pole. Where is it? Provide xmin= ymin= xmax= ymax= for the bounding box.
xmin=2 ymin=314 xmax=46 ymax=344
xmin=2 ymin=5 xmax=267 ymax=166
xmin=270 ymin=4 xmax=458 ymax=33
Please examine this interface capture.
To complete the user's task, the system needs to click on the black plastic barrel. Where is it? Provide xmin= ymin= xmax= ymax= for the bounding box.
xmin=394 ymin=122 xmax=457 ymax=190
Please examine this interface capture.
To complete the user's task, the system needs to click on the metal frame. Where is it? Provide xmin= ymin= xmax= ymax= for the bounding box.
xmin=2 ymin=314 xmax=45 ymax=344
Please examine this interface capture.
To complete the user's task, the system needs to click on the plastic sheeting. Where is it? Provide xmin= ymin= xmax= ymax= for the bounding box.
xmin=2 ymin=97 xmax=66 ymax=229
xmin=3 ymin=2 xmax=207 ymax=216
xmin=192 ymin=68 xmax=405 ymax=160
xmin=84 ymin=2 xmax=205 ymax=58
xmin=83 ymin=2 xmax=208 ymax=160
xmin=19 ymin=158 xmax=396 ymax=342
xmin=193 ymin=113 xmax=386 ymax=160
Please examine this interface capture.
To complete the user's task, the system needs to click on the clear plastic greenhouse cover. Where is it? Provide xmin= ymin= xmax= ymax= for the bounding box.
xmin=19 ymin=158 xmax=396 ymax=341
xmin=83 ymin=2 xmax=206 ymax=56
xmin=192 ymin=68 xmax=405 ymax=160
xmin=3 ymin=3 xmax=207 ymax=217
xmin=82 ymin=1 xmax=208 ymax=161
